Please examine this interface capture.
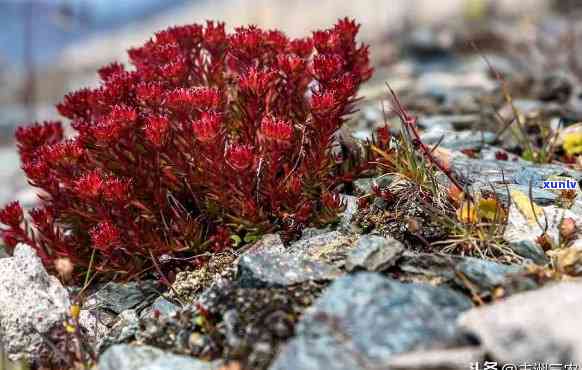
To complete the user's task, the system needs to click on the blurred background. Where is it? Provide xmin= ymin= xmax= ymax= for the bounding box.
xmin=0 ymin=0 xmax=570 ymax=209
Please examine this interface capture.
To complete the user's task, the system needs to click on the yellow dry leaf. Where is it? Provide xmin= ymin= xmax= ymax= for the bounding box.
xmin=63 ymin=322 xmax=76 ymax=334
xmin=563 ymin=132 xmax=582 ymax=156
xmin=464 ymin=0 xmax=487 ymax=21
xmin=510 ymin=190 xmax=543 ymax=225
xmin=457 ymin=198 xmax=505 ymax=223
xmin=69 ymin=304 xmax=81 ymax=320
xmin=477 ymin=198 xmax=504 ymax=221
xmin=457 ymin=200 xmax=477 ymax=223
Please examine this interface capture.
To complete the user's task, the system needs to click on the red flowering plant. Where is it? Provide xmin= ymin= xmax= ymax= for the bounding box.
xmin=0 ymin=18 xmax=372 ymax=279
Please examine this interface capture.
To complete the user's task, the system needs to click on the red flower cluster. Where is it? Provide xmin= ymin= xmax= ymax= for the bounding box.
xmin=0 ymin=18 xmax=371 ymax=278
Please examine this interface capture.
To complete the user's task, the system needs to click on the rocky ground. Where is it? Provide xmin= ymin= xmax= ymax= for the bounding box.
xmin=4 ymin=11 xmax=582 ymax=370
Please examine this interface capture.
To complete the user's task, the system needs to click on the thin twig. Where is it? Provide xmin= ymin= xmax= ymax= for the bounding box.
xmin=386 ymin=83 xmax=470 ymax=200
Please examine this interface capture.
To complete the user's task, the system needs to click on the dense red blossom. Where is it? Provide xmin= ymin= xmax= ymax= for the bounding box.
xmin=239 ymin=67 xmax=278 ymax=95
xmin=89 ymin=221 xmax=121 ymax=253
xmin=103 ymin=178 xmax=132 ymax=203
xmin=192 ymin=111 xmax=223 ymax=142
xmin=43 ymin=139 xmax=84 ymax=165
xmin=260 ymin=116 xmax=294 ymax=143
xmin=144 ymin=115 xmax=170 ymax=148
xmin=0 ymin=18 xmax=372 ymax=279
xmin=311 ymin=91 xmax=339 ymax=113
xmin=226 ymin=144 xmax=255 ymax=171
xmin=0 ymin=201 xmax=23 ymax=228
xmin=73 ymin=171 xmax=104 ymax=199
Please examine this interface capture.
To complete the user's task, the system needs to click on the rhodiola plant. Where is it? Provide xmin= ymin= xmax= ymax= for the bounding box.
xmin=0 ymin=18 xmax=372 ymax=279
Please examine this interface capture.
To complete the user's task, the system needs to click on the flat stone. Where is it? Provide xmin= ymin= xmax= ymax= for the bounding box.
xmin=353 ymin=175 xmax=394 ymax=195
xmin=397 ymin=252 xmax=523 ymax=294
xmin=346 ymin=235 xmax=404 ymax=272
xmin=507 ymin=240 xmax=548 ymax=265
xmin=386 ymin=347 xmax=484 ymax=370
xmin=454 ymin=257 xmax=522 ymax=292
xmin=419 ymin=114 xmax=481 ymax=131
xmin=99 ymin=344 xmax=219 ymax=370
xmin=0 ymin=244 xmax=70 ymax=361
xmin=90 ymin=280 xmax=159 ymax=315
xmin=491 ymin=184 xmax=558 ymax=206
xmin=503 ymin=201 xmax=582 ymax=247
xmin=451 ymin=157 xmax=582 ymax=190
xmin=421 ymin=130 xmax=496 ymax=151
xmin=459 ymin=280 xmax=582 ymax=364
xmin=269 ymin=273 xmax=472 ymax=370
xmin=237 ymin=235 xmax=343 ymax=288
xmin=97 ymin=309 xmax=140 ymax=354
xmin=139 ymin=296 xmax=180 ymax=319
xmin=288 ymin=231 xmax=357 ymax=267
xmin=339 ymin=194 xmax=358 ymax=231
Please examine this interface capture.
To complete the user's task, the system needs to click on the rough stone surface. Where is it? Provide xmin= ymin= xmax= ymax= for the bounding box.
xmin=79 ymin=308 xmax=112 ymax=346
xmin=352 ymin=175 xmax=394 ymax=195
xmin=0 ymin=244 xmax=70 ymax=361
xmin=99 ymin=344 xmax=219 ymax=370
xmin=339 ymin=194 xmax=359 ymax=231
xmin=269 ymin=273 xmax=472 ymax=370
xmin=237 ymin=242 xmax=342 ymax=288
xmin=454 ymin=257 xmax=522 ymax=292
xmin=504 ymin=202 xmax=582 ymax=247
xmin=90 ymin=280 xmax=159 ymax=315
xmin=421 ymin=129 xmax=496 ymax=151
xmin=451 ymin=156 xmax=582 ymax=190
xmin=397 ymin=252 xmax=523 ymax=294
xmin=507 ymin=240 xmax=548 ymax=265
xmin=140 ymin=297 xmax=180 ymax=319
xmin=459 ymin=280 xmax=582 ymax=364
xmin=386 ymin=347 xmax=484 ymax=370
xmin=346 ymin=235 xmax=404 ymax=272
xmin=288 ymin=230 xmax=357 ymax=267
xmin=98 ymin=309 xmax=140 ymax=353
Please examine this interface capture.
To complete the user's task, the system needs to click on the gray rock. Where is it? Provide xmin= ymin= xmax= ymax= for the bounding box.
xmin=398 ymin=252 xmax=459 ymax=280
xmin=339 ymin=194 xmax=358 ymax=231
xmin=492 ymin=184 xmax=558 ymax=206
xmin=454 ymin=258 xmax=522 ymax=292
xmin=421 ymin=130 xmax=496 ymax=151
xmin=140 ymin=296 xmax=180 ymax=319
xmin=297 ymin=227 xmax=329 ymax=240
xmin=346 ymin=235 xmax=404 ymax=272
xmin=97 ymin=309 xmax=140 ymax=353
xmin=459 ymin=280 xmax=582 ymax=364
xmin=288 ymin=230 xmax=357 ymax=267
xmin=237 ymin=235 xmax=342 ymax=288
xmin=269 ymin=273 xmax=472 ymax=370
xmin=0 ymin=244 xmax=9 ymax=258
xmin=503 ymin=201 xmax=582 ymax=248
xmin=419 ymin=114 xmax=480 ymax=131
xmin=353 ymin=175 xmax=393 ymax=195
xmin=89 ymin=280 xmax=159 ymax=315
xmin=99 ymin=344 xmax=219 ymax=370
xmin=507 ymin=240 xmax=548 ymax=265
xmin=239 ymin=233 xmax=286 ymax=256
xmin=404 ymin=28 xmax=454 ymax=57
xmin=451 ymin=156 xmax=582 ymax=190
xmin=398 ymin=252 xmax=523 ymax=294
xmin=79 ymin=308 xmax=111 ymax=346
xmin=0 ymin=244 xmax=70 ymax=361
xmin=386 ymin=347 xmax=484 ymax=370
